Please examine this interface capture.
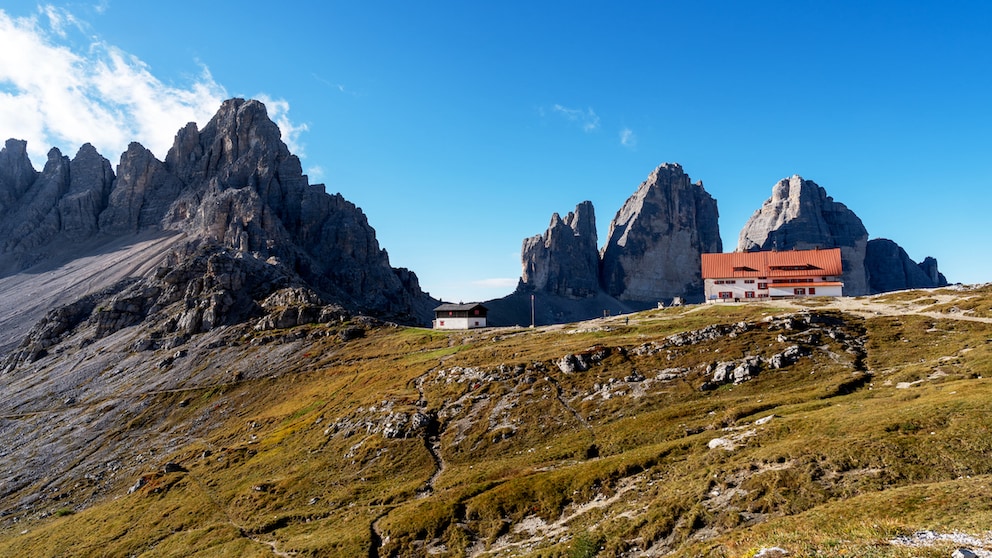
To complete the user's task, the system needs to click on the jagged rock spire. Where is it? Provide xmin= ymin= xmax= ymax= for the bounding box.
xmin=519 ymin=200 xmax=600 ymax=297
xmin=600 ymin=163 xmax=722 ymax=302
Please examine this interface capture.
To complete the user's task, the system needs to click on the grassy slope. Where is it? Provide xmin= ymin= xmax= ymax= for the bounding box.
xmin=1 ymin=291 xmax=990 ymax=557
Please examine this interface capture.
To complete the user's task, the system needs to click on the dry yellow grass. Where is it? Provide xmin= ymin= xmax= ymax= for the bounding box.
xmin=1 ymin=288 xmax=991 ymax=557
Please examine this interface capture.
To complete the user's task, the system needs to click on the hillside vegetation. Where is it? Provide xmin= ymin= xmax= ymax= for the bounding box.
xmin=1 ymin=286 xmax=991 ymax=557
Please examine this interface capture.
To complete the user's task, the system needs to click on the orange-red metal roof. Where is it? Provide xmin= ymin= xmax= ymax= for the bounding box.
xmin=701 ymin=248 xmax=843 ymax=278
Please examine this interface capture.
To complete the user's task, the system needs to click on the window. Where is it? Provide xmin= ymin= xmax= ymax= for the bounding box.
xmin=744 ymin=279 xmax=755 ymax=284
xmin=809 ymin=287 xmax=816 ymax=295
xmin=757 ymin=283 xmax=768 ymax=290
xmin=474 ymin=321 xmax=480 ymax=326
xmin=716 ymin=280 xmax=736 ymax=285
xmin=474 ymin=309 xmax=480 ymax=315
xmin=439 ymin=320 xmax=445 ymax=326
xmin=758 ymin=293 xmax=769 ymax=298
xmin=794 ymin=288 xmax=806 ymax=296
xmin=719 ymin=291 xmax=733 ymax=299
xmin=745 ymin=291 xmax=756 ymax=298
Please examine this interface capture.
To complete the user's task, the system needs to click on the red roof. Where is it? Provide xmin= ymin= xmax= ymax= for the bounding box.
xmin=701 ymin=248 xmax=843 ymax=278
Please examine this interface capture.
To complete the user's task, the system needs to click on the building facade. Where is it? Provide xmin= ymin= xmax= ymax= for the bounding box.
xmin=701 ymin=248 xmax=844 ymax=302
xmin=433 ymin=303 xmax=488 ymax=329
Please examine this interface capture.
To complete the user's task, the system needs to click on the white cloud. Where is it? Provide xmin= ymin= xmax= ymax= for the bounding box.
xmin=552 ymin=104 xmax=600 ymax=132
xmin=255 ymin=94 xmax=309 ymax=159
xmin=620 ymin=127 xmax=637 ymax=148
xmin=0 ymin=6 xmax=307 ymax=168
xmin=471 ymin=278 xmax=518 ymax=289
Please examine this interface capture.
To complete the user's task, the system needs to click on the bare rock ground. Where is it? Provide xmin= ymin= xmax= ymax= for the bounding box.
xmin=0 ymin=231 xmax=183 ymax=354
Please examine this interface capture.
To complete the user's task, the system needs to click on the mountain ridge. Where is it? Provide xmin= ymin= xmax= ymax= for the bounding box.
xmin=0 ymin=98 xmax=437 ymax=355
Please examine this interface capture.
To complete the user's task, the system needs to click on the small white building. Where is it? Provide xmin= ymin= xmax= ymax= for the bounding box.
xmin=701 ymin=248 xmax=844 ymax=302
xmin=433 ymin=303 xmax=488 ymax=329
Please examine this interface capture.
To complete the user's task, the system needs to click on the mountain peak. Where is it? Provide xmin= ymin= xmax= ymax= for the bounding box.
xmin=0 ymin=98 xmax=436 ymax=353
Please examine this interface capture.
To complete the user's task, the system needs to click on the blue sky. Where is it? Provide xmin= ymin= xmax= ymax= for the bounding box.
xmin=1 ymin=1 xmax=990 ymax=303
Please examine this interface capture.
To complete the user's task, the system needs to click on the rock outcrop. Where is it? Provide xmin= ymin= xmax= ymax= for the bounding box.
xmin=0 ymin=139 xmax=39 ymax=218
xmin=518 ymin=201 xmax=600 ymax=297
xmin=737 ymin=175 xmax=870 ymax=296
xmin=865 ymin=238 xmax=948 ymax=293
xmin=917 ymin=257 xmax=948 ymax=287
xmin=600 ymin=163 xmax=722 ymax=303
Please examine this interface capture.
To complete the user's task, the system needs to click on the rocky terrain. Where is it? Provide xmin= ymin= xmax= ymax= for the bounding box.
xmin=0 ymin=98 xmax=436 ymax=356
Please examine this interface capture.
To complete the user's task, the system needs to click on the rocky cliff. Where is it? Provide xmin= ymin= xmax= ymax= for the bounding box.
xmin=865 ymin=238 xmax=949 ymax=293
xmin=0 ymin=98 xmax=435 ymax=353
xmin=600 ymin=163 xmax=722 ymax=303
xmin=518 ymin=200 xmax=600 ymax=298
xmin=737 ymin=175 xmax=870 ymax=295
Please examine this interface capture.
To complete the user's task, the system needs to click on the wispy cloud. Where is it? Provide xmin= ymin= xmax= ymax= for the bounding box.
xmin=0 ymin=6 xmax=306 ymax=167
xmin=619 ymin=127 xmax=637 ymax=148
xmin=312 ymin=73 xmax=359 ymax=97
xmin=552 ymin=104 xmax=600 ymax=132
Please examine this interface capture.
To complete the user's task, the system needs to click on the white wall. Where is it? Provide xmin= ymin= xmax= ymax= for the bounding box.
xmin=705 ymin=279 xmax=843 ymax=302
xmin=433 ymin=317 xmax=487 ymax=329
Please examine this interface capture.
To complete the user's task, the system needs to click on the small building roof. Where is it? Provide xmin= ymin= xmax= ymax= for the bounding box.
xmin=434 ymin=303 xmax=488 ymax=312
xmin=701 ymin=248 xmax=843 ymax=278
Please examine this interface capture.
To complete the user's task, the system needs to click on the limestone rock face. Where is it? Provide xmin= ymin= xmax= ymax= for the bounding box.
xmin=917 ymin=257 xmax=948 ymax=287
xmin=519 ymin=201 xmax=600 ymax=297
xmin=99 ymin=142 xmax=182 ymax=234
xmin=61 ymin=144 xmax=116 ymax=236
xmin=0 ymin=144 xmax=117 ymax=257
xmin=737 ymin=175 xmax=870 ymax=295
xmin=600 ymin=163 xmax=722 ymax=303
xmin=865 ymin=239 xmax=948 ymax=293
xmin=158 ymin=98 xmax=430 ymax=319
xmin=0 ymin=147 xmax=71 ymax=258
